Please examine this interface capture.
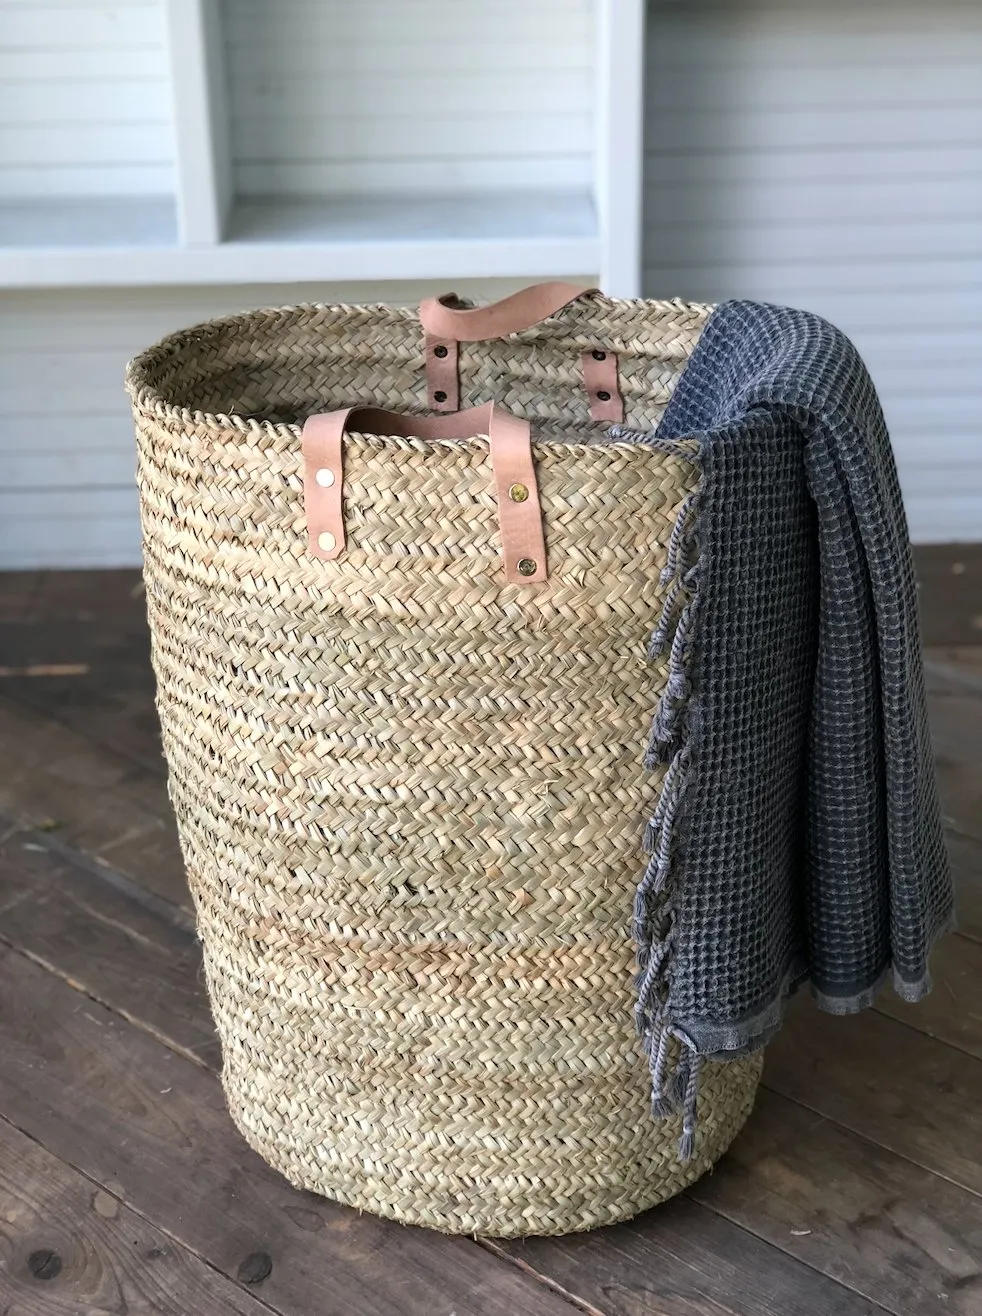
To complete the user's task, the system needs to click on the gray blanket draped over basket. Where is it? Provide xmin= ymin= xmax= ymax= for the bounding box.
xmin=625 ymin=300 xmax=954 ymax=1150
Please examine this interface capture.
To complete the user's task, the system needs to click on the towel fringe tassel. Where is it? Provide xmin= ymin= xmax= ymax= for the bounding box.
xmin=627 ymin=433 xmax=704 ymax=1161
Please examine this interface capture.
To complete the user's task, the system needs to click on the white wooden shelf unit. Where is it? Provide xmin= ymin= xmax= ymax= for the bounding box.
xmin=0 ymin=0 xmax=644 ymax=293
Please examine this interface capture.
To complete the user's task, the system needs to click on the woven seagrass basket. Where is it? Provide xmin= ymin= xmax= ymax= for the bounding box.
xmin=126 ymin=288 xmax=762 ymax=1237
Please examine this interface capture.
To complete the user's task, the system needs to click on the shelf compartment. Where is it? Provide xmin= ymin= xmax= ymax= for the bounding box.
xmin=0 ymin=0 xmax=178 ymax=285
xmin=0 ymin=189 xmax=594 ymax=288
xmin=224 ymin=189 xmax=597 ymax=277
xmin=0 ymin=0 xmax=644 ymax=292
xmin=0 ymin=197 xmax=177 ymax=252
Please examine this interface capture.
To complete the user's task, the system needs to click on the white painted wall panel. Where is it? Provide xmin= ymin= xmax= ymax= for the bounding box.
xmin=222 ymin=0 xmax=594 ymax=198
xmin=0 ymin=0 xmax=173 ymax=198
xmin=0 ymin=0 xmax=979 ymax=565
xmin=644 ymin=0 xmax=982 ymax=543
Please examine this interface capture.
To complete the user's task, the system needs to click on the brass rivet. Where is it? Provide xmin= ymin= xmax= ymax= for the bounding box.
xmin=508 ymin=482 xmax=529 ymax=503
xmin=517 ymin=558 xmax=537 ymax=577
xmin=317 ymin=531 xmax=337 ymax=552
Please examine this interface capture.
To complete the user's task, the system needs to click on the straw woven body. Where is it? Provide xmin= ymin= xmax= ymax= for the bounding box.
xmin=127 ymin=296 xmax=763 ymax=1237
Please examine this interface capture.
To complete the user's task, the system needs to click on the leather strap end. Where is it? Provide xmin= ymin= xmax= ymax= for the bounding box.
xmin=425 ymin=334 xmax=459 ymax=411
xmin=419 ymin=282 xmax=596 ymax=342
xmin=301 ymin=403 xmax=546 ymax=585
xmin=581 ymin=349 xmax=625 ymax=423
xmin=485 ymin=406 xmax=548 ymax=586
xmin=302 ymin=412 xmax=347 ymax=560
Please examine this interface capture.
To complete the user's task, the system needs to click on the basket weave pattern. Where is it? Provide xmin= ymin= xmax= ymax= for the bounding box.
xmin=128 ymin=297 xmax=762 ymax=1236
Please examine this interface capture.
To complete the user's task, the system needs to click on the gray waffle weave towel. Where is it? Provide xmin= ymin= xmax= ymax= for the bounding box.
xmin=625 ymin=300 xmax=954 ymax=1155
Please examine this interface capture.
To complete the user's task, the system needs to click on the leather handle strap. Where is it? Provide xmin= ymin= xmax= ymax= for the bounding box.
xmin=419 ymin=282 xmax=596 ymax=342
xmin=302 ymin=403 xmax=547 ymax=584
xmin=419 ymin=281 xmax=623 ymax=422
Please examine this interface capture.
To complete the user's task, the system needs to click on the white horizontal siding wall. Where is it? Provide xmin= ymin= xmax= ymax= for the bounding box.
xmin=0 ymin=0 xmax=173 ymax=199
xmin=0 ymin=279 xmax=552 ymax=569
xmin=644 ymin=0 xmax=982 ymax=542
xmin=223 ymin=0 xmax=595 ymax=198
xmin=0 ymin=0 xmax=979 ymax=567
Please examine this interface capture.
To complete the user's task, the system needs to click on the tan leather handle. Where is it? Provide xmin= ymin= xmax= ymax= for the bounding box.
xmin=315 ymin=403 xmax=519 ymax=443
xmin=302 ymin=403 xmax=547 ymax=584
xmin=418 ymin=282 xmax=596 ymax=342
xmin=419 ymin=282 xmax=622 ymax=422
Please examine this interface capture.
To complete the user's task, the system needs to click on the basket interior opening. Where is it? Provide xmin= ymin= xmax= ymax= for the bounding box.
xmin=136 ymin=299 xmax=711 ymax=438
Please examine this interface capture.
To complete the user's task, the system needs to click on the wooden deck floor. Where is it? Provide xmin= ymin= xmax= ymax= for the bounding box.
xmin=0 ymin=566 xmax=980 ymax=1315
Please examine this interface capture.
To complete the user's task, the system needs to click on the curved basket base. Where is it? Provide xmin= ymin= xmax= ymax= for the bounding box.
xmin=224 ymin=1054 xmax=763 ymax=1238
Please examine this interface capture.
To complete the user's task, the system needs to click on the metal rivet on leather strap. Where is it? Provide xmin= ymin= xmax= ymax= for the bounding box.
xmin=517 ymin=558 xmax=537 ymax=577
xmin=509 ymin=483 xmax=529 ymax=503
xmin=302 ymin=413 xmax=346 ymax=561
xmin=425 ymin=335 xmax=459 ymax=411
xmin=580 ymin=349 xmax=624 ymax=422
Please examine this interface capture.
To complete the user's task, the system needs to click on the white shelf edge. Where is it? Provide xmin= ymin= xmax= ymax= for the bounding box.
xmin=595 ymin=0 xmax=645 ymax=297
xmin=166 ymin=0 xmax=232 ymax=245
xmin=0 ymin=236 xmax=600 ymax=290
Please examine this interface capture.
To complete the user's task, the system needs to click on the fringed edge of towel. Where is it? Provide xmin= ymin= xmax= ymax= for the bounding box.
xmin=612 ymin=427 xmax=704 ymax=1162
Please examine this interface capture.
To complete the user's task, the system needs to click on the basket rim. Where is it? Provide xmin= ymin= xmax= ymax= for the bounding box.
xmin=124 ymin=294 xmax=714 ymax=439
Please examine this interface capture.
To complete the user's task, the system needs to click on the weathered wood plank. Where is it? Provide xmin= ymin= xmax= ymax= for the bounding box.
xmin=929 ymin=649 xmax=982 ymax=687
xmin=0 ymin=611 xmax=161 ymax=773
xmin=0 ymin=1114 xmax=276 ymax=1316
xmin=0 ymin=569 xmax=40 ymax=622
xmin=690 ymin=1087 xmax=982 ymax=1316
xmin=0 ymin=694 xmax=188 ymax=908
xmin=876 ymin=932 xmax=982 ymax=1061
xmin=0 ymin=825 xmax=218 ymax=1068
xmin=765 ymin=997 xmax=982 ymax=1198
xmin=505 ymin=1058 xmax=982 ymax=1316
xmin=502 ymin=1196 xmax=890 ymax=1316
xmin=949 ymin=832 xmax=982 ymax=944
xmin=26 ymin=568 xmax=145 ymax=621
xmin=0 ymin=839 xmax=899 ymax=1316
xmin=924 ymin=652 xmax=982 ymax=940
xmin=0 ymin=945 xmax=581 ymax=1316
xmin=914 ymin=545 xmax=982 ymax=647
xmin=0 ymin=567 xmax=161 ymax=771
xmin=929 ymin=687 xmax=982 ymax=850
